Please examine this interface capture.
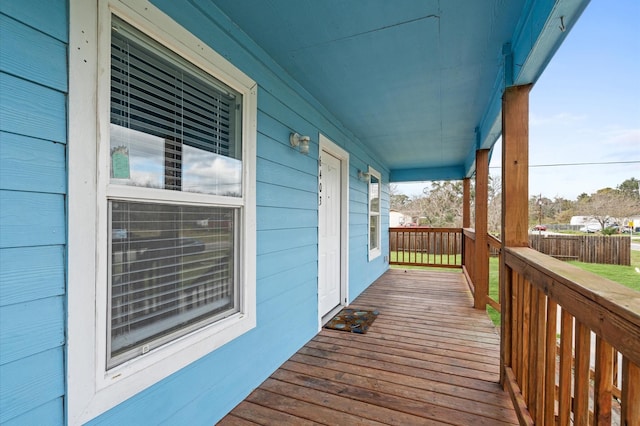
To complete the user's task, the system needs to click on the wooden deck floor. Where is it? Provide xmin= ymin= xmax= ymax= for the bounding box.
xmin=218 ymin=269 xmax=518 ymax=425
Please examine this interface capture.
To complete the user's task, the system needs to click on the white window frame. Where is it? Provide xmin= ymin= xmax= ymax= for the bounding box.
xmin=67 ymin=1 xmax=257 ymax=423
xmin=368 ymin=166 xmax=382 ymax=261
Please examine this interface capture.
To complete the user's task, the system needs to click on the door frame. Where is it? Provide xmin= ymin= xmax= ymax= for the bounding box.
xmin=318 ymin=134 xmax=349 ymax=330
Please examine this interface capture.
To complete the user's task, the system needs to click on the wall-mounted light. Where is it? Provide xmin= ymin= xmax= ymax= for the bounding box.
xmin=358 ymin=169 xmax=370 ymax=181
xmin=290 ymin=132 xmax=310 ymax=155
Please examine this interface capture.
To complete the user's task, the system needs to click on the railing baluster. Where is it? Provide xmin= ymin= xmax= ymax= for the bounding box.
xmin=511 ymin=269 xmax=519 ymax=380
xmin=514 ymin=273 xmax=524 ymax=385
xmin=612 ymin=349 xmax=620 ymax=400
xmin=557 ymin=309 xmax=573 ymax=426
xmin=621 ymin=357 xmax=640 ymax=425
xmin=543 ymin=298 xmax=557 ymax=426
xmin=594 ymin=336 xmax=613 ymax=425
xmin=521 ymin=277 xmax=531 ymax=404
xmin=531 ymin=288 xmax=547 ymax=423
xmin=574 ymin=321 xmax=591 ymax=424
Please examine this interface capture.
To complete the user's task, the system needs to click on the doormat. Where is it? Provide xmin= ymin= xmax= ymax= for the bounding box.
xmin=324 ymin=308 xmax=379 ymax=334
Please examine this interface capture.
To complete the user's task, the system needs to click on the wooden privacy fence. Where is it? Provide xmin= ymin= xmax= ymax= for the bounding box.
xmin=529 ymin=234 xmax=630 ymax=265
xmin=389 ymin=227 xmax=462 ymax=268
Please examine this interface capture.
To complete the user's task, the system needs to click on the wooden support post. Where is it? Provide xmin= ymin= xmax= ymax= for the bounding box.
xmin=462 ymin=177 xmax=471 ymax=229
xmin=500 ymin=84 xmax=531 ymax=386
xmin=474 ymin=150 xmax=489 ymax=309
xmin=501 ymin=84 xmax=531 ymax=248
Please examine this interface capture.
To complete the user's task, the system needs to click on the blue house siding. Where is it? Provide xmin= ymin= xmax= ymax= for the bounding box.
xmin=0 ymin=0 xmax=388 ymax=424
xmin=0 ymin=1 xmax=68 ymax=424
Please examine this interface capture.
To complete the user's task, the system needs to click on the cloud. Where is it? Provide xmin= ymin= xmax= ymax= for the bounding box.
xmin=530 ymin=112 xmax=587 ymax=126
xmin=599 ymin=127 xmax=640 ymax=158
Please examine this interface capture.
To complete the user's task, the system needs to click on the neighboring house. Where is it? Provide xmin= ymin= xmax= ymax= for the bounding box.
xmin=0 ymin=0 xmax=589 ymax=424
xmin=570 ymin=215 xmax=594 ymax=226
xmin=389 ymin=209 xmax=412 ymax=227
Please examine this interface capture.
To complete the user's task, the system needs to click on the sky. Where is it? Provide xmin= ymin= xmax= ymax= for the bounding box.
xmin=396 ymin=0 xmax=640 ymax=201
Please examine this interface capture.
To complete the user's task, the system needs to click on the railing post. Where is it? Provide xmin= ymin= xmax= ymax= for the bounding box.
xmin=462 ymin=178 xmax=471 ymax=276
xmin=462 ymin=177 xmax=471 ymax=228
xmin=474 ymin=149 xmax=489 ymax=309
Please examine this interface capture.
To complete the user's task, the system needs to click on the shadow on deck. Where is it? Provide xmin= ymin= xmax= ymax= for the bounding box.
xmin=219 ymin=269 xmax=518 ymax=425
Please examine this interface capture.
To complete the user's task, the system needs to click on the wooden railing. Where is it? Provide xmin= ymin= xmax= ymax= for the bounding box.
xmin=462 ymin=229 xmax=476 ymax=292
xmin=486 ymin=234 xmax=501 ymax=312
xmin=502 ymin=247 xmax=640 ymax=425
xmin=461 ymin=229 xmax=501 ymax=311
xmin=392 ymin=227 xmax=639 ymax=423
xmin=389 ymin=227 xmax=462 ymax=268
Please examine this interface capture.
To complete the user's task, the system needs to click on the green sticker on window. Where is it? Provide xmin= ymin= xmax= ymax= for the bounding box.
xmin=112 ymin=147 xmax=130 ymax=179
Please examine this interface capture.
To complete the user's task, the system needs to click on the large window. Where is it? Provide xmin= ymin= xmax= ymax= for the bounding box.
xmin=67 ymin=1 xmax=257 ymax=422
xmin=107 ymin=17 xmax=244 ymax=367
xmin=368 ymin=167 xmax=381 ymax=260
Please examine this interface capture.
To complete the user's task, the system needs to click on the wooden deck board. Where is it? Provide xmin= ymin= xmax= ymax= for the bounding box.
xmin=219 ymin=269 xmax=518 ymax=425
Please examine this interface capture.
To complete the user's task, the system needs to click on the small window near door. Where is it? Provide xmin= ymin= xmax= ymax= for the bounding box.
xmin=368 ymin=167 xmax=381 ymax=260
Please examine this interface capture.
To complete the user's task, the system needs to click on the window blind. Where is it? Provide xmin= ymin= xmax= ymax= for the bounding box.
xmin=109 ymin=201 xmax=237 ymax=366
xmin=110 ymin=17 xmax=241 ymax=161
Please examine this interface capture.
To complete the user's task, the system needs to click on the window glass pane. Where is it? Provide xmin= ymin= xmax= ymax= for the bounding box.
xmin=109 ymin=200 xmax=237 ymax=367
xmin=110 ymin=125 xmax=242 ymax=195
xmin=370 ymin=215 xmax=379 ymax=249
xmin=369 ymin=175 xmax=379 ymax=213
xmin=110 ymin=17 xmax=242 ymax=196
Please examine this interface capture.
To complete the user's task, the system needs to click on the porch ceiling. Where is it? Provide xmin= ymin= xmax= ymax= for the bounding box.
xmin=212 ymin=0 xmax=589 ymax=181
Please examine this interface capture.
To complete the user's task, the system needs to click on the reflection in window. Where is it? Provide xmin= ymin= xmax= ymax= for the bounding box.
xmin=110 ymin=125 xmax=242 ymax=195
xmin=370 ymin=175 xmax=380 ymax=250
xmin=369 ymin=171 xmax=381 ymax=258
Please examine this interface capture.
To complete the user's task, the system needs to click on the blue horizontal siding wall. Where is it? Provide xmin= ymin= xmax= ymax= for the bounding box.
xmin=0 ymin=0 xmax=388 ymax=425
xmin=81 ymin=1 xmax=390 ymax=424
xmin=0 ymin=1 xmax=68 ymax=424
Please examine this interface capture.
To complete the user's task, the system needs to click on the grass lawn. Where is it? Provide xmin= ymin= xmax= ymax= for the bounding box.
xmin=487 ymin=257 xmax=501 ymax=325
xmin=567 ymin=249 xmax=640 ymax=292
xmin=486 ymin=250 xmax=640 ymax=326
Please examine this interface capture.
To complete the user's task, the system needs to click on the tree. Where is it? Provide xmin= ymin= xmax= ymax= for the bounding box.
xmin=389 ymin=184 xmax=410 ymax=210
xmin=391 ymin=176 xmax=638 ymax=232
xmin=617 ymin=177 xmax=640 ymax=199
xmin=487 ymin=175 xmax=502 ymax=234
xmin=402 ymin=181 xmax=464 ymax=227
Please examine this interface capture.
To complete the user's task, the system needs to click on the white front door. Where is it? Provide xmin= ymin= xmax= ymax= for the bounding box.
xmin=318 ymin=135 xmax=348 ymax=320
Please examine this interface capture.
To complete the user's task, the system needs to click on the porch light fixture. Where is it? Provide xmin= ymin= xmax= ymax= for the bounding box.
xmin=358 ymin=169 xmax=370 ymax=181
xmin=290 ymin=132 xmax=310 ymax=155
